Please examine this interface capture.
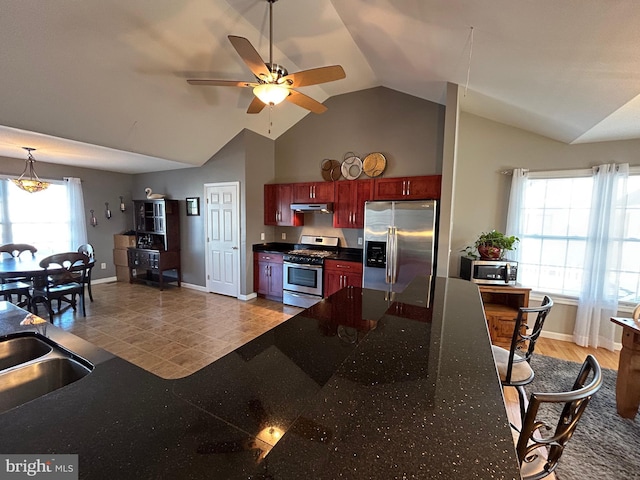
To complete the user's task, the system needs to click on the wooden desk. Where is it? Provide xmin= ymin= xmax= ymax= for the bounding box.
xmin=610 ymin=317 xmax=640 ymax=419
xmin=479 ymin=285 xmax=530 ymax=348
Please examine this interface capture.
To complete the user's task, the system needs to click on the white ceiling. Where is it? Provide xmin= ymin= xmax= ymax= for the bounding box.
xmin=2 ymin=0 xmax=640 ymax=174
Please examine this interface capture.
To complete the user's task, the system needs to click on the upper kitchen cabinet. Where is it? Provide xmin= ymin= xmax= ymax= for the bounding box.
xmin=373 ymin=175 xmax=442 ymax=200
xmin=292 ymin=182 xmax=335 ymax=203
xmin=333 ymin=179 xmax=374 ymax=229
xmin=264 ymin=183 xmax=304 ymax=227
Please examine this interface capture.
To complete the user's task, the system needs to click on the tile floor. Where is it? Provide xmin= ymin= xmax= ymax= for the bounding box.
xmin=40 ymin=281 xmax=301 ymax=379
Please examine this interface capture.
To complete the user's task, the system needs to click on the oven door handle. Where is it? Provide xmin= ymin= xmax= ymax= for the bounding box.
xmin=284 ymin=261 xmax=323 ymax=270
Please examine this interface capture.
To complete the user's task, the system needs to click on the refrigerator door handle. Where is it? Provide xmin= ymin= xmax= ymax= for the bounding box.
xmin=390 ymin=226 xmax=398 ymax=284
xmin=385 ymin=227 xmax=393 ymax=284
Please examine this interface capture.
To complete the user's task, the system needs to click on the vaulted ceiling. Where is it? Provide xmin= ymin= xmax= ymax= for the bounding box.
xmin=2 ymin=0 xmax=639 ymax=174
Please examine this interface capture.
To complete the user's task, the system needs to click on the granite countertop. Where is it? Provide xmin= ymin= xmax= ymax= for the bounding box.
xmin=0 ymin=278 xmax=520 ymax=479
xmin=253 ymin=242 xmax=363 ymax=262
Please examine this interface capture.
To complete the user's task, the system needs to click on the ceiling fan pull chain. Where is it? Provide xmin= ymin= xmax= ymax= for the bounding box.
xmin=464 ymin=26 xmax=474 ymax=97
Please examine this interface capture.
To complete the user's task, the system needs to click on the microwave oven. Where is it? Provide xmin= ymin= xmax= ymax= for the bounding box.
xmin=459 ymin=256 xmax=518 ymax=285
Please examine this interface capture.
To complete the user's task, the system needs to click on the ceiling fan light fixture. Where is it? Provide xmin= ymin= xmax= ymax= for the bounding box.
xmin=12 ymin=147 xmax=50 ymax=193
xmin=253 ymin=83 xmax=289 ymax=106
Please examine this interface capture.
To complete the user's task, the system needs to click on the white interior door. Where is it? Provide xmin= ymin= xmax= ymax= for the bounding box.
xmin=205 ymin=182 xmax=240 ymax=297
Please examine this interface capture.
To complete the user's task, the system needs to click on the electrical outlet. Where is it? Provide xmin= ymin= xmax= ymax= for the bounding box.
xmin=100 ymin=262 xmax=107 ymax=270
xmin=281 ymin=232 xmax=286 ymax=240
xmin=260 ymin=232 xmax=265 ymax=241
xmin=357 ymin=237 xmax=363 ymax=246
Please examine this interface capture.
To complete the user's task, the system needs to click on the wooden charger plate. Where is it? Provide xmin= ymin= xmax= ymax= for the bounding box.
xmin=363 ymin=152 xmax=387 ymax=177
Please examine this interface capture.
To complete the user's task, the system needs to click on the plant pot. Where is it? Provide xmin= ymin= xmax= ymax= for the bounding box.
xmin=478 ymin=245 xmax=502 ymax=259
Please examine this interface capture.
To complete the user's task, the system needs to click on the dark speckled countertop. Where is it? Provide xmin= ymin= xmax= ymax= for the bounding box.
xmin=253 ymin=242 xmax=363 ymax=262
xmin=0 ymin=278 xmax=521 ymax=479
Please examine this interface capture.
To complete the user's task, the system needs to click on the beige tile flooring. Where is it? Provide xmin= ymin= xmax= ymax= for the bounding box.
xmin=41 ymin=281 xmax=301 ymax=379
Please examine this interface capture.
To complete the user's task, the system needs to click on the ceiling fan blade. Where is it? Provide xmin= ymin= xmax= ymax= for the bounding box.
xmin=286 ymin=90 xmax=327 ymax=114
xmin=187 ymin=79 xmax=257 ymax=87
xmin=281 ymin=65 xmax=346 ymax=88
xmin=247 ymin=96 xmax=267 ymax=114
xmin=228 ymin=35 xmax=272 ymax=82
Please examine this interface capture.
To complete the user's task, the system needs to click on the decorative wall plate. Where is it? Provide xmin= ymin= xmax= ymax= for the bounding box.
xmin=321 ymin=159 xmax=342 ymax=181
xmin=341 ymin=152 xmax=362 ymax=180
xmin=363 ymin=152 xmax=387 ymax=177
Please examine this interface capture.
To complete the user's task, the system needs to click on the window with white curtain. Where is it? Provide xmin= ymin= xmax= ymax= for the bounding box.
xmin=0 ymin=179 xmax=74 ymax=254
xmin=515 ymin=169 xmax=640 ymax=303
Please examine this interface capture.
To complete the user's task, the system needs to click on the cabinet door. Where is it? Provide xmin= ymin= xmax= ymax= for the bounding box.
xmin=333 ymin=179 xmax=373 ymax=229
xmin=264 ymin=184 xmax=279 ymax=226
xmin=373 ymin=176 xmax=441 ymax=200
xmin=293 ymin=182 xmax=334 ymax=203
xmin=324 ymin=260 xmax=363 ymax=297
xmin=256 ymin=261 xmax=270 ymax=295
xmin=268 ymin=262 xmax=283 ymax=298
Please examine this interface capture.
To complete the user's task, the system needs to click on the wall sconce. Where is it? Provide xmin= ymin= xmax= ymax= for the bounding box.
xmin=105 ymin=202 xmax=112 ymax=219
xmin=90 ymin=209 xmax=98 ymax=227
xmin=119 ymin=196 xmax=126 ymax=212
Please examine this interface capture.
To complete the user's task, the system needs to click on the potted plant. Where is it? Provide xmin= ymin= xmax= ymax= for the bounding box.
xmin=462 ymin=230 xmax=519 ymax=260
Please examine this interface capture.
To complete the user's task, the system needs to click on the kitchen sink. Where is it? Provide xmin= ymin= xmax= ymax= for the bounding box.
xmin=0 ymin=336 xmax=53 ymax=371
xmin=0 ymin=333 xmax=94 ymax=414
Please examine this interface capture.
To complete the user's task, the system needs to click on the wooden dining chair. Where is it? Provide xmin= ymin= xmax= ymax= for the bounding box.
xmin=77 ymin=243 xmax=95 ymax=302
xmin=513 ymin=355 xmax=602 ymax=479
xmin=0 ymin=243 xmax=37 ymax=308
xmin=492 ymin=295 xmax=554 ymax=420
xmin=0 ymin=243 xmax=37 ymax=258
xmin=31 ymin=252 xmax=89 ymax=320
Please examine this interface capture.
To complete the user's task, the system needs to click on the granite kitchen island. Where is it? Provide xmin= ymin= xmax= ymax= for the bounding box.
xmin=0 ymin=277 xmax=521 ymax=479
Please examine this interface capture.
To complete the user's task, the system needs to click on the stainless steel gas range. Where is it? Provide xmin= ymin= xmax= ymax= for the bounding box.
xmin=282 ymin=235 xmax=339 ymax=308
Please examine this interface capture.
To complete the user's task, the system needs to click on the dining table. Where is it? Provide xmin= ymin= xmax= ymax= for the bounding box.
xmin=610 ymin=316 xmax=640 ymax=419
xmin=0 ymin=254 xmax=54 ymax=287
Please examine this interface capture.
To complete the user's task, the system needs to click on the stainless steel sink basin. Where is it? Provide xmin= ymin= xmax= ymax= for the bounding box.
xmin=0 ymin=357 xmax=92 ymax=413
xmin=0 ymin=333 xmax=94 ymax=413
xmin=0 ymin=336 xmax=53 ymax=371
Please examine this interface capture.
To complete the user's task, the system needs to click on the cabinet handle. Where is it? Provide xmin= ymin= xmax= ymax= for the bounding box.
xmin=352 ymin=212 xmax=356 ymax=225
xmin=402 ymin=180 xmax=406 ymax=196
xmin=407 ymin=180 xmax=411 ymax=195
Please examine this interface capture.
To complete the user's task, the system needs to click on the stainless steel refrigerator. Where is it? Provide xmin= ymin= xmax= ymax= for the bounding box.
xmin=362 ymin=200 xmax=437 ymax=293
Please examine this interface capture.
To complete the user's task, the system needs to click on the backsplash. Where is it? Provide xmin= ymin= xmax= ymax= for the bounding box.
xmin=274 ymin=213 xmax=362 ymax=248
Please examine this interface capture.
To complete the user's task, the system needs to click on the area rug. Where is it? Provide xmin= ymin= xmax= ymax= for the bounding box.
xmin=527 ymin=355 xmax=640 ymax=480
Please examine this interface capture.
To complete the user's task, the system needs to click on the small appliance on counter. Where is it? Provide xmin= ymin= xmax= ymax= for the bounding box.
xmin=459 ymin=256 xmax=518 ymax=285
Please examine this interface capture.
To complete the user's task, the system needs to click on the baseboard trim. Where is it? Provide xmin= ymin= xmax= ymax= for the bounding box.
xmin=93 ymin=276 xmax=117 ymax=284
xmin=239 ymin=292 xmax=257 ymax=301
xmin=541 ymin=331 xmax=622 ymax=351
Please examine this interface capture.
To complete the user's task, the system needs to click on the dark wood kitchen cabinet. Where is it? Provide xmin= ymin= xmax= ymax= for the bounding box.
xmin=479 ymin=285 xmax=530 ymax=348
xmin=254 ymin=252 xmax=284 ymax=301
xmin=324 ymin=259 xmax=363 ymax=297
xmin=333 ymin=179 xmax=374 ymax=228
xmin=373 ymin=175 xmax=441 ymax=200
xmin=292 ymin=182 xmax=334 ymax=203
xmin=264 ymin=184 xmax=304 ymax=227
xmin=128 ymin=199 xmax=181 ymax=290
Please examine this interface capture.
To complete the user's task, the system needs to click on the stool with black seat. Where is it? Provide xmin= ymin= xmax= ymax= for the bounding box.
xmin=30 ymin=252 xmax=89 ymax=321
xmin=77 ymin=243 xmax=95 ymax=302
xmin=513 ymin=354 xmax=602 ymax=480
xmin=492 ymin=295 xmax=554 ymax=420
xmin=0 ymin=243 xmax=37 ymax=307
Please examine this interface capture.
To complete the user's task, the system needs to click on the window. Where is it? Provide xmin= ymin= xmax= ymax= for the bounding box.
xmin=0 ymin=179 xmax=81 ymax=255
xmin=514 ymin=169 xmax=640 ymax=303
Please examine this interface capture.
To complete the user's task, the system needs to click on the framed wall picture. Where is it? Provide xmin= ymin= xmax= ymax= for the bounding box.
xmin=186 ymin=197 xmax=200 ymax=216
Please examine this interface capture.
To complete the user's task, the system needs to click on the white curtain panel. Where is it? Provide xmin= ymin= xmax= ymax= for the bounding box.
xmin=505 ymin=168 xmax=528 ymax=264
xmin=64 ymin=177 xmax=88 ymax=250
xmin=573 ymin=163 xmax=629 ymax=350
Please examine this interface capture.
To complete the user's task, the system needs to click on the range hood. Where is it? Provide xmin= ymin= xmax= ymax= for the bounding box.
xmin=290 ymin=203 xmax=333 ymax=213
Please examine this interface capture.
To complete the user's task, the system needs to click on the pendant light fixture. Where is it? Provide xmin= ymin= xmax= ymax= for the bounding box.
xmin=13 ymin=147 xmax=50 ymax=193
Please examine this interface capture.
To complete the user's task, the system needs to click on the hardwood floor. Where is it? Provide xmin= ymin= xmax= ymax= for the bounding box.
xmin=41 ymin=282 xmax=621 ymax=479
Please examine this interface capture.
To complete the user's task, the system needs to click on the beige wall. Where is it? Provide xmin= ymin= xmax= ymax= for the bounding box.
xmin=454 ymin=111 xmax=640 ymax=342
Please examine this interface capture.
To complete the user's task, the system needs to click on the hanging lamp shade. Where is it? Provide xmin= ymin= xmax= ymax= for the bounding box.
xmin=12 ymin=147 xmax=49 ymax=193
xmin=253 ymin=83 xmax=289 ymax=106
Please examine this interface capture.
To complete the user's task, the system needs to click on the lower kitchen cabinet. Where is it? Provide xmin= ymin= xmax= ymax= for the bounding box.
xmin=478 ymin=285 xmax=530 ymax=348
xmin=324 ymin=259 xmax=363 ymax=297
xmin=254 ymin=252 xmax=284 ymax=301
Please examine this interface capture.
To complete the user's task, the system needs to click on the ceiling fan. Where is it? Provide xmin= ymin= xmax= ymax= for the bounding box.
xmin=187 ymin=0 xmax=345 ymax=114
